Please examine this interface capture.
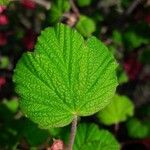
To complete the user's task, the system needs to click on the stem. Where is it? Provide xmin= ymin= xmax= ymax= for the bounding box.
xmin=114 ymin=123 xmax=119 ymax=137
xmin=67 ymin=116 xmax=78 ymax=150
xmin=125 ymin=0 xmax=143 ymax=15
xmin=11 ymin=0 xmax=51 ymax=10
xmin=70 ymin=0 xmax=80 ymax=18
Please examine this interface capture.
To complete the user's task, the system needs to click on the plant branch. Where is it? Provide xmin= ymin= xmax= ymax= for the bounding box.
xmin=70 ymin=0 xmax=80 ymax=18
xmin=125 ymin=0 xmax=143 ymax=15
xmin=33 ymin=0 xmax=51 ymax=10
xmin=67 ymin=116 xmax=78 ymax=150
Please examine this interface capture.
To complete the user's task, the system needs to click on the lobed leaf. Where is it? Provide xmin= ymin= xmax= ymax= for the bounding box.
xmin=74 ymin=123 xmax=120 ymax=150
xmin=13 ymin=24 xmax=118 ymax=128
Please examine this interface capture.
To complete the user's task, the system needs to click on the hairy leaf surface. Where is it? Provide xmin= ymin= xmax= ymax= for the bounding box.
xmin=13 ymin=24 xmax=118 ymax=128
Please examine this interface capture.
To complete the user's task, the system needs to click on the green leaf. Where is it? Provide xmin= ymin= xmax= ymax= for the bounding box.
xmin=73 ymin=123 xmax=120 ymax=150
xmin=112 ymin=30 xmax=122 ymax=45
xmin=76 ymin=15 xmax=96 ymax=37
xmin=23 ymin=120 xmax=49 ymax=146
xmin=13 ymin=24 xmax=118 ymax=128
xmin=97 ymin=94 xmax=134 ymax=125
xmin=117 ymin=66 xmax=128 ymax=84
xmin=139 ymin=49 xmax=150 ymax=64
xmin=77 ymin=0 xmax=92 ymax=7
xmin=0 ymin=0 xmax=10 ymax=6
xmin=3 ymin=98 xmax=19 ymax=113
xmin=0 ymin=56 xmax=9 ymax=69
xmin=127 ymin=118 xmax=150 ymax=139
xmin=122 ymin=23 xmax=150 ymax=50
xmin=49 ymin=0 xmax=70 ymax=24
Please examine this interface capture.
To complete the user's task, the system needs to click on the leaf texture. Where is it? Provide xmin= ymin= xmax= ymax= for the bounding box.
xmin=13 ymin=24 xmax=118 ymax=128
xmin=74 ymin=123 xmax=120 ymax=150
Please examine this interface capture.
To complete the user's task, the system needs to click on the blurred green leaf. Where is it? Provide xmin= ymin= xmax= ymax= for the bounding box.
xmin=73 ymin=123 xmax=120 ymax=150
xmin=121 ymin=0 xmax=131 ymax=8
xmin=0 ymin=56 xmax=9 ymax=69
xmin=49 ymin=0 xmax=70 ymax=24
xmin=77 ymin=0 xmax=92 ymax=7
xmin=118 ymin=71 xmax=128 ymax=84
xmin=123 ymin=23 xmax=150 ymax=50
xmin=117 ymin=66 xmax=128 ymax=84
xmin=23 ymin=120 xmax=49 ymax=146
xmin=127 ymin=118 xmax=150 ymax=139
xmin=139 ymin=49 xmax=150 ymax=64
xmin=0 ymin=0 xmax=10 ymax=6
xmin=3 ymin=99 xmax=19 ymax=113
xmin=97 ymin=94 xmax=134 ymax=125
xmin=0 ymin=102 xmax=25 ymax=149
xmin=112 ymin=30 xmax=122 ymax=45
xmin=76 ymin=15 xmax=96 ymax=37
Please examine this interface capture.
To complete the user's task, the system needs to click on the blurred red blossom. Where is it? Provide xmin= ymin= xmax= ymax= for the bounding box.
xmin=145 ymin=15 xmax=150 ymax=24
xmin=0 ymin=14 xmax=9 ymax=25
xmin=0 ymin=77 xmax=6 ymax=88
xmin=0 ymin=33 xmax=7 ymax=46
xmin=21 ymin=0 xmax=36 ymax=10
xmin=48 ymin=139 xmax=65 ymax=150
xmin=0 ymin=5 xmax=6 ymax=13
xmin=124 ymin=53 xmax=142 ymax=80
xmin=22 ymin=30 xmax=37 ymax=50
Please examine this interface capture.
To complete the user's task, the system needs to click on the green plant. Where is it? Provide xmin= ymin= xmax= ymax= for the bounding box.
xmin=13 ymin=23 xmax=118 ymax=149
xmin=127 ymin=118 xmax=150 ymax=139
xmin=97 ymin=94 xmax=134 ymax=125
xmin=0 ymin=0 xmax=10 ymax=6
xmin=49 ymin=0 xmax=71 ymax=24
xmin=76 ymin=15 xmax=96 ymax=37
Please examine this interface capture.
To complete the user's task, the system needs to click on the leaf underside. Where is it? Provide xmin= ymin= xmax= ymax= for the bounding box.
xmin=13 ymin=24 xmax=118 ymax=128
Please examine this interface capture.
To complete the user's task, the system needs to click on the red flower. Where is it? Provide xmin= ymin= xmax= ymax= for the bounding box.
xmin=0 ymin=33 xmax=7 ymax=46
xmin=0 ymin=14 xmax=9 ymax=25
xmin=21 ymin=0 xmax=36 ymax=10
xmin=22 ymin=30 xmax=37 ymax=50
xmin=124 ymin=53 xmax=142 ymax=80
xmin=0 ymin=5 xmax=6 ymax=13
xmin=145 ymin=15 xmax=150 ymax=25
xmin=0 ymin=77 xmax=6 ymax=88
xmin=49 ymin=139 xmax=65 ymax=150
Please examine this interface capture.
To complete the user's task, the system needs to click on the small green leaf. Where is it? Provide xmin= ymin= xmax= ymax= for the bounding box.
xmin=97 ymin=94 xmax=134 ymax=125
xmin=49 ymin=0 xmax=70 ymax=24
xmin=74 ymin=123 xmax=120 ymax=150
xmin=77 ymin=0 xmax=92 ymax=7
xmin=112 ymin=30 xmax=122 ymax=45
xmin=117 ymin=66 xmax=128 ymax=84
xmin=127 ymin=118 xmax=150 ymax=139
xmin=13 ymin=24 xmax=118 ymax=128
xmin=0 ymin=56 xmax=9 ymax=69
xmin=3 ymin=98 xmax=19 ymax=113
xmin=23 ymin=120 xmax=49 ymax=146
xmin=76 ymin=15 xmax=96 ymax=37
xmin=0 ymin=0 xmax=10 ymax=6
